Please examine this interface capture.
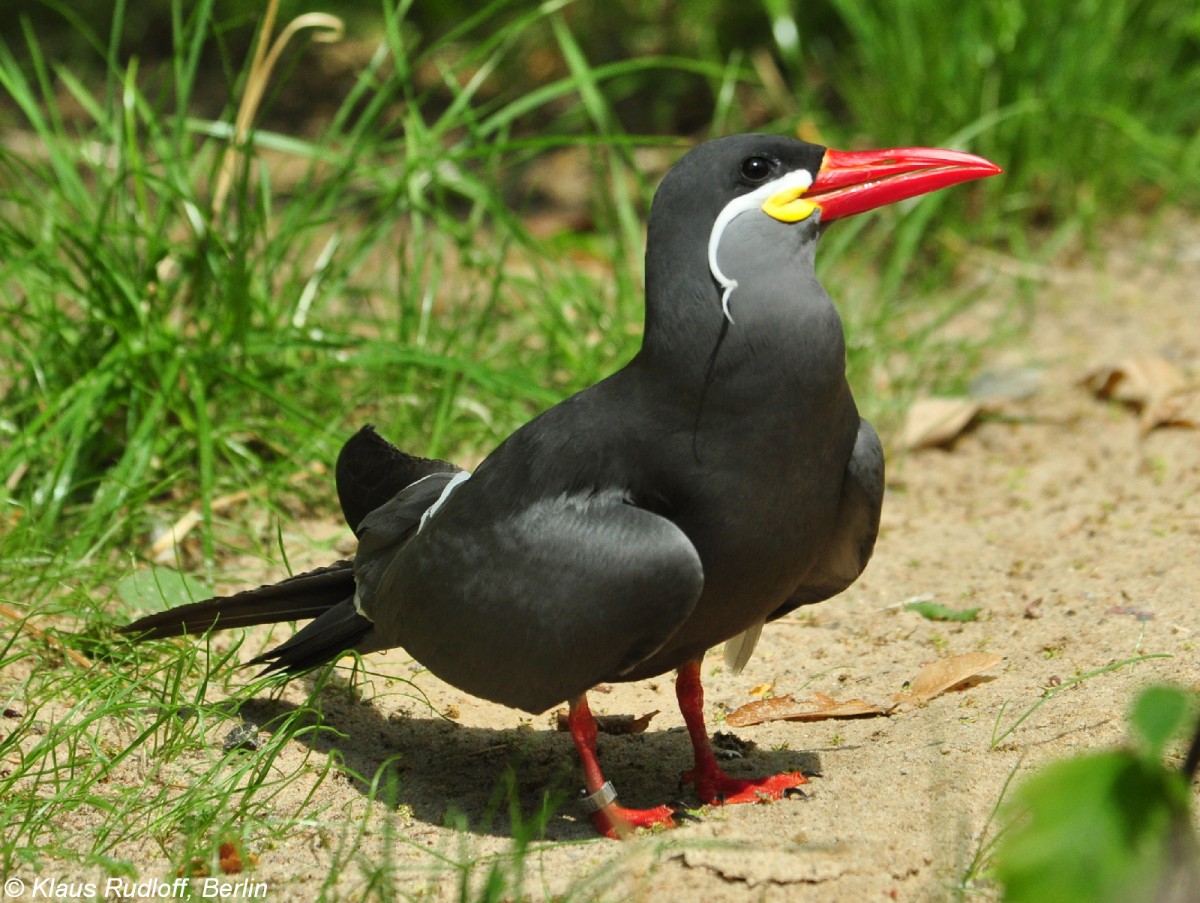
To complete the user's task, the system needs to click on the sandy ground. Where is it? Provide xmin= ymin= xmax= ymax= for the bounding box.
xmin=8 ymin=216 xmax=1199 ymax=901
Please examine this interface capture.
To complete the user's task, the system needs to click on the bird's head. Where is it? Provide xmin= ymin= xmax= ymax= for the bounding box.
xmin=643 ymin=134 xmax=1000 ymax=348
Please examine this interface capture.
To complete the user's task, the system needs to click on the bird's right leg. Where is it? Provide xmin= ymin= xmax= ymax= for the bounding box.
xmin=567 ymin=694 xmax=678 ymax=839
xmin=676 ymin=659 xmax=808 ymax=804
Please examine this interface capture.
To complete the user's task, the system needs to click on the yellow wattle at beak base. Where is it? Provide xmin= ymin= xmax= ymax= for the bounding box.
xmin=761 ymin=186 xmax=819 ymax=223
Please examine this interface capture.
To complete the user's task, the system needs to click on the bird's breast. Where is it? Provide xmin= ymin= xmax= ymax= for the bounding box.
xmin=623 ymin=386 xmax=859 ymax=674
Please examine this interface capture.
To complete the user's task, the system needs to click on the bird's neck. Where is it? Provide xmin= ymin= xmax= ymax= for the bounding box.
xmin=638 ymin=286 xmax=848 ymax=404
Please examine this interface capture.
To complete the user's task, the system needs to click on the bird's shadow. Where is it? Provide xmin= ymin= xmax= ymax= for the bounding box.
xmin=235 ymin=677 xmax=822 ymax=840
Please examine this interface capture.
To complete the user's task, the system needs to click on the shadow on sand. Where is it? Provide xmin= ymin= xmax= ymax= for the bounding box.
xmin=235 ymin=677 xmax=823 ymax=840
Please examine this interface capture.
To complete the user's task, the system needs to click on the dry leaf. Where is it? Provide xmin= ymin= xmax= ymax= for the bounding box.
xmin=715 ymin=654 xmax=1004 ymax=728
xmin=1082 ymin=355 xmax=1195 ymax=433
xmin=895 ymin=652 xmax=1003 ymax=704
xmin=902 ymin=397 xmax=984 ymax=450
xmin=725 ymin=692 xmax=890 ymax=728
xmin=553 ymin=710 xmax=658 ymax=734
xmin=748 ymin=682 xmax=775 ymax=698
xmin=218 ymin=842 xmax=243 ymax=875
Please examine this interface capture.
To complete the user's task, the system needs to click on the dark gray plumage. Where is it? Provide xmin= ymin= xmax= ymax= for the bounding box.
xmin=122 ymin=133 xmax=998 ymax=836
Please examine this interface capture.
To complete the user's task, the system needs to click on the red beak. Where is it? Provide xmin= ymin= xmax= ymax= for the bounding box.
xmin=809 ymin=147 xmax=1002 ymax=221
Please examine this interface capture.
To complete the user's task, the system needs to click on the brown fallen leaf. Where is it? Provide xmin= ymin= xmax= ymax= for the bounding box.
xmin=902 ymin=397 xmax=984 ymax=450
xmin=727 ymin=654 xmax=1004 ymax=727
xmin=217 ymin=840 xmax=259 ymax=874
xmin=895 ymin=652 xmax=1003 ymax=704
xmin=553 ymin=710 xmax=658 ymax=734
xmin=218 ymin=842 xmax=243 ymax=875
xmin=725 ymin=692 xmax=890 ymax=728
xmin=1082 ymin=354 xmax=1196 ymax=434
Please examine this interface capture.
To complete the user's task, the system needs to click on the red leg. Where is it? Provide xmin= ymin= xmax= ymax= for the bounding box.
xmin=677 ymin=659 xmax=808 ymax=805
xmin=567 ymin=694 xmax=677 ymax=839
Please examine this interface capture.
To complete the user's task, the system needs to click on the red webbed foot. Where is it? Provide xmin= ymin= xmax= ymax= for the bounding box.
xmin=682 ymin=766 xmax=808 ymax=805
xmin=586 ymin=796 xmax=680 ymax=839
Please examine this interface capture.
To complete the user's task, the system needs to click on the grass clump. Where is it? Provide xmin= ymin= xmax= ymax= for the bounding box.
xmin=0 ymin=0 xmax=708 ymax=565
xmin=771 ymin=0 xmax=1200 ymax=226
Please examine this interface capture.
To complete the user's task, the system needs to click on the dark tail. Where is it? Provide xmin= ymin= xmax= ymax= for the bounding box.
xmin=121 ymin=424 xmax=441 ymax=675
xmin=121 ymin=560 xmax=373 ymax=676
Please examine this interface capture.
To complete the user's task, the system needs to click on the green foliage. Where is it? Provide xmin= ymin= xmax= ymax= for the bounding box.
xmin=904 ymin=600 xmax=980 ymax=622
xmin=787 ymin=0 xmax=1200 ymax=224
xmin=993 ymin=686 xmax=1199 ymax=903
xmin=0 ymin=0 xmax=717 ymax=562
xmin=1133 ymin=685 xmax=1193 ymax=758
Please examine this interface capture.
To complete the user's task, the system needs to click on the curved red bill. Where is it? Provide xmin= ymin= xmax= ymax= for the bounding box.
xmin=808 ymin=147 xmax=1002 ymax=221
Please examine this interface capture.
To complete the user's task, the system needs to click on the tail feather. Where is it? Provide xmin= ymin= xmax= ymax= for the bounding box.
xmin=722 ymin=620 xmax=764 ymax=675
xmin=120 ymin=561 xmax=355 ymax=641
xmin=248 ymin=599 xmax=373 ymax=676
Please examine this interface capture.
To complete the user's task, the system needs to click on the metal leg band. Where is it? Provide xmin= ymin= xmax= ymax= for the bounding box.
xmin=578 ymin=780 xmax=617 ymax=814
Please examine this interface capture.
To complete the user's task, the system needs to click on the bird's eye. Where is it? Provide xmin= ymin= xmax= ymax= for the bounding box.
xmin=739 ymin=156 xmax=773 ymax=182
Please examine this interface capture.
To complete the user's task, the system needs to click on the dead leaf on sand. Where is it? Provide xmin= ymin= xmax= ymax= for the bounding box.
xmin=725 ymin=692 xmax=890 ymax=728
xmin=218 ymin=842 xmax=243 ymax=875
xmin=725 ymin=653 xmax=1004 ymax=726
xmin=902 ymin=397 xmax=985 ymax=450
xmin=1082 ymin=354 xmax=1196 ymax=433
xmin=748 ymin=682 xmax=775 ymax=698
xmin=894 ymin=652 xmax=1003 ymax=704
xmin=553 ymin=709 xmax=658 ymax=734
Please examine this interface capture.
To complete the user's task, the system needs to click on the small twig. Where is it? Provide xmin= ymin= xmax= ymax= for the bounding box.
xmin=149 ymin=461 xmax=326 ymax=560
xmin=0 ymin=603 xmax=92 ymax=668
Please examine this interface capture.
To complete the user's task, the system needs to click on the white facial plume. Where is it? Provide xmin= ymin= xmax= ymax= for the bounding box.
xmin=706 ymin=168 xmax=814 ymax=323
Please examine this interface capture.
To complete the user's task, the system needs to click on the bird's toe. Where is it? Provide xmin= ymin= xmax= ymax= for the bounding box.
xmin=684 ymin=767 xmax=809 ymax=806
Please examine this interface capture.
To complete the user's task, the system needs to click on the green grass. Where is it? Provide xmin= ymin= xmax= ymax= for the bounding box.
xmin=989 ymin=653 xmax=1175 ymax=751
xmin=770 ymin=0 xmax=1200 ymax=221
xmin=2 ymin=0 xmax=1198 ymax=899
xmin=0 ymin=0 xmax=643 ymax=562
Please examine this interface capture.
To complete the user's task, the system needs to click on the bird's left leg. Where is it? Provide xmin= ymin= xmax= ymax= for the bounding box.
xmin=677 ymin=658 xmax=808 ymax=804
